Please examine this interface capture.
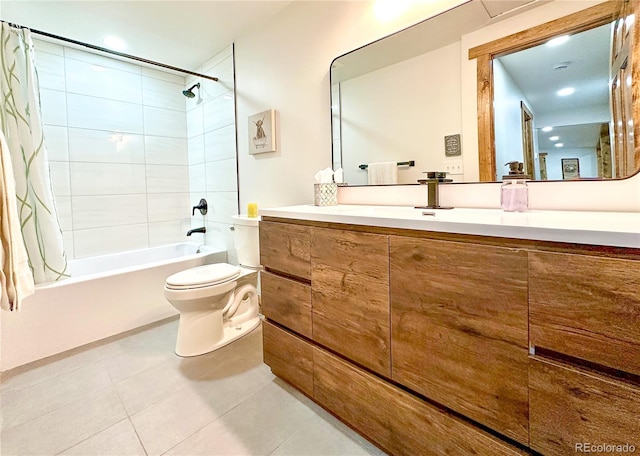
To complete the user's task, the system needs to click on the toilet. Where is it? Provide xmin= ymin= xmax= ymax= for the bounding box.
xmin=164 ymin=215 xmax=261 ymax=357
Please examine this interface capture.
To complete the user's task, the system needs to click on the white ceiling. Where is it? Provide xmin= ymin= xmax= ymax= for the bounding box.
xmin=1 ymin=1 xmax=294 ymax=71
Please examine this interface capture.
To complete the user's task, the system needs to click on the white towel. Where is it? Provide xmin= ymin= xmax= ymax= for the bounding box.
xmin=0 ymin=131 xmax=35 ymax=311
xmin=367 ymin=161 xmax=398 ymax=185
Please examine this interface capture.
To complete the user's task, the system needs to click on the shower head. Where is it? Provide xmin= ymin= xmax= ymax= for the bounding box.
xmin=182 ymin=83 xmax=200 ymax=98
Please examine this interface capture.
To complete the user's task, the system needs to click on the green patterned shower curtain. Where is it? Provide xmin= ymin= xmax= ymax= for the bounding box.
xmin=0 ymin=23 xmax=68 ymax=284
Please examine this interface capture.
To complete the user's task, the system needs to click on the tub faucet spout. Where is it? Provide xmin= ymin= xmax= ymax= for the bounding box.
xmin=187 ymin=227 xmax=206 ymax=236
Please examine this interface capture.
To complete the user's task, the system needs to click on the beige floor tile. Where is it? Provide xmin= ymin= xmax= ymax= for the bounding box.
xmin=0 ymin=389 xmax=127 ymax=456
xmin=270 ymin=407 xmax=387 ymax=456
xmin=164 ymin=380 xmax=317 ymax=456
xmin=0 ymin=362 xmax=113 ymax=431
xmin=59 ymin=418 xmax=146 ymax=455
xmin=104 ymin=347 xmax=175 ymax=384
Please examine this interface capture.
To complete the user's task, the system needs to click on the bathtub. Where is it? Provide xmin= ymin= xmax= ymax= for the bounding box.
xmin=0 ymin=243 xmax=227 ymax=372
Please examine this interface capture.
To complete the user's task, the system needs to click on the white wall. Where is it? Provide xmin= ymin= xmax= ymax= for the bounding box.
xmin=235 ymin=0 xmax=639 ymax=213
xmin=340 ymin=42 xmax=461 ymax=185
xmin=35 ymin=39 xmax=191 ymax=259
xmin=234 ymin=0 xmax=469 ymax=210
xmin=493 ymin=59 xmax=530 ymax=178
xmin=546 ymin=148 xmax=598 ymax=180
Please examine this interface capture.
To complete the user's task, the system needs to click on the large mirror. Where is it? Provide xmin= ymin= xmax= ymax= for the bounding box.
xmin=330 ymin=0 xmax=639 ymax=185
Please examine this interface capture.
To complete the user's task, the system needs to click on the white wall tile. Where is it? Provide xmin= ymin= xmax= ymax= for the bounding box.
xmin=204 ymin=124 xmax=236 ymax=162
xmin=34 ymin=51 xmax=65 ymax=91
xmin=144 ymin=137 xmax=188 ymax=165
xmin=201 ymin=56 xmax=233 ymax=101
xmin=203 ymin=221 xmax=234 ymax=253
xmin=55 ymin=196 xmax=73 ymax=231
xmin=188 ymin=135 xmax=205 ymax=165
xmin=186 ymin=106 xmax=204 ymax=139
xmin=49 ymin=162 xmax=71 ymax=197
xmin=141 ymin=67 xmax=185 ymax=85
xmin=40 ymin=89 xmax=67 ymax=126
xmin=65 ymin=58 xmax=143 ymax=104
xmin=205 ymin=159 xmax=238 ymax=192
xmin=203 ymin=92 xmax=235 ymax=132
xmin=33 ymin=39 xmax=63 ymax=56
xmin=148 ymin=219 xmax=191 ymax=247
xmin=199 ymin=45 xmax=232 ymax=73
xmin=204 ymin=191 xmax=238 ymax=223
xmin=189 ymin=165 xmax=206 ymax=193
xmin=44 ymin=126 xmax=69 ymax=162
xmin=73 ymin=224 xmax=149 ymax=259
xmin=68 ymin=128 xmax=145 ymax=164
xmin=143 ymin=107 xmax=187 ymax=138
xmin=72 ymin=194 xmax=148 ymax=230
xmin=146 ymin=165 xmax=189 ymax=193
xmin=70 ymin=163 xmax=146 ymax=196
xmin=147 ymin=193 xmax=190 ymax=222
xmin=64 ymin=48 xmax=141 ymax=75
xmin=67 ymin=94 xmax=144 ymax=134
xmin=62 ymin=231 xmax=75 ymax=260
xmin=142 ymin=77 xmax=186 ymax=111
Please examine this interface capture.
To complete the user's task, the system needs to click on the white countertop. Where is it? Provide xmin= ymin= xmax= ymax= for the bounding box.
xmin=260 ymin=205 xmax=640 ymax=248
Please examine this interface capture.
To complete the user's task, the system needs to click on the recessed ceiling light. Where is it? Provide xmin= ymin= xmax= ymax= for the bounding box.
xmin=554 ymin=143 xmax=564 ymax=148
xmin=549 ymin=136 xmax=560 ymax=141
xmin=102 ymin=35 xmax=126 ymax=51
xmin=547 ymin=35 xmax=570 ymax=47
xmin=557 ymin=87 xmax=575 ymax=97
xmin=542 ymin=126 xmax=553 ymax=132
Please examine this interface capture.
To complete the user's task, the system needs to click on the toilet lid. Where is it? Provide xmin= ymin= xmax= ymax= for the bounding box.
xmin=165 ymin=263 xmax=241 ymax=289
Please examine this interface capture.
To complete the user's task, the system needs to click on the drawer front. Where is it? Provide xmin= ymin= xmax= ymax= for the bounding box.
xmin=530 ymin=356 xmax=640 ymax=455
xmin=311 ymin=227 xmax=390 ymax=377
xmin=530 ymin=251 xmax=640 ymax=375
xmin=263 ymin=321 xmax=314 ymax=397
xmin=261 ymin=271 xmax=312 ymax=338
xmin=314 ymin=348 xmax=525 ymax=456
xmin=259 ymin=221 xmax=311 ymax=280
xmin=390 ymin=236 xmax=529 ymax=445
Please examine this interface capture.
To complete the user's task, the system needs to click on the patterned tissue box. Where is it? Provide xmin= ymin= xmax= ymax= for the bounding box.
xmin=314 ymin=183 xmax=338 ymax=206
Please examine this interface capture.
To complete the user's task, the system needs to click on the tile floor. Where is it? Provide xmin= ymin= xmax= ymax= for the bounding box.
xmin=0 ymin=318 xmax=387 ymax=456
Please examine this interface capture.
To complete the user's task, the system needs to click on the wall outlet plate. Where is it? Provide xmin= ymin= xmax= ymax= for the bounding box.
xmin=444 ymin=159 xmax=464 ymax=175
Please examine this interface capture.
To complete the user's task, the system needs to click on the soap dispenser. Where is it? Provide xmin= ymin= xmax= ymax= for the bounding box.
xmin=501 ymin=162 xmax=528 ymax=212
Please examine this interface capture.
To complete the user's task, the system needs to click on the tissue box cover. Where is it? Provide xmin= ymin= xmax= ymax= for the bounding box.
xmin=314 ymin=183 xmax=337 ymax=206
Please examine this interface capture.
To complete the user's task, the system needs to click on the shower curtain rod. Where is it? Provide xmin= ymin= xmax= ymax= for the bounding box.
xmin=4 ymin=21 xmax=219 ymax=82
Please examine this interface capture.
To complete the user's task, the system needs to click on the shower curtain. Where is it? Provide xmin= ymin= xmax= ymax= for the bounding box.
xmin=0 ymin=22 xmax=68 ymax=290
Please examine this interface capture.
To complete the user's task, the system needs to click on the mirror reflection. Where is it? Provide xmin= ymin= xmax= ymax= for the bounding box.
xmin=330 ymin=0 xmax=638 ymax=185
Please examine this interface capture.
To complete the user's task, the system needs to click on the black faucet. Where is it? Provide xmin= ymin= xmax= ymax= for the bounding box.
xmin=192 ymin=198 xmax=208 ymax=216
xmin=187 ymin=227 xmax=206 ymax=236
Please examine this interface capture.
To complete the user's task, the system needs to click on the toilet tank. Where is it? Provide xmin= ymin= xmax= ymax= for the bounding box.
xmin=232 ymin=215 xmax=260 ymax=268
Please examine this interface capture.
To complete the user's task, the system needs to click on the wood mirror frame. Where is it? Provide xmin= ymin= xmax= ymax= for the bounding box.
xmin=469 ymin=0 xmax=640 ymax=182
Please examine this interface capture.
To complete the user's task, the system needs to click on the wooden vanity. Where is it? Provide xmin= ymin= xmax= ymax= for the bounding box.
xmin=258 ymin=206 xmax=640 ymax=455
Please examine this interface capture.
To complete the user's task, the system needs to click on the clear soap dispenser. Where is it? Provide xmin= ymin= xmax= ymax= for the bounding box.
xmin=501 ymin=161 xmax=528 ymax=212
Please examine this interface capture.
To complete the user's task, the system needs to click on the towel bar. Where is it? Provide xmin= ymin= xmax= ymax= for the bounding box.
xmin=359 ymin=160 xmax=415 ymax=170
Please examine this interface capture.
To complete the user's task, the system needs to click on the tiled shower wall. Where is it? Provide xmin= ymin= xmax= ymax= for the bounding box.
xmin=34 ymin=39 xmax=239 ymax=260
xmin=185 ymin=45 xmax=240 ymax=265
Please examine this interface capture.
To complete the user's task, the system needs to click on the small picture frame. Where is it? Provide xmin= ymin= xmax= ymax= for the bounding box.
xmin=248 ymin=109 xmax=277 ymax=154
xmin=561 ymin=158 xmax=580 ymax=179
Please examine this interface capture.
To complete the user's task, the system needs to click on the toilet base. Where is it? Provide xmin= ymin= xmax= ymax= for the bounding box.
xmin=174 ymin=315 xmax=261 ymax=357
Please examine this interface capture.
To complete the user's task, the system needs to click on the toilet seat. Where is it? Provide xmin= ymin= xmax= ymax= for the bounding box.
xmin=165 ymin=263 xmax=241 ymax=290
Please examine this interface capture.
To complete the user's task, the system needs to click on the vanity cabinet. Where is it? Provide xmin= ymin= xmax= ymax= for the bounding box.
xmin=259 ymin=217 xmax=640 ymax=455
xmin=390 ymin=236 xmax=529 ymax=445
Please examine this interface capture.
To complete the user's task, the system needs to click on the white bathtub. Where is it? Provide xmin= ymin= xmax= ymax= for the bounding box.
xmin=0 ymin=243 xmax=227 ymax=372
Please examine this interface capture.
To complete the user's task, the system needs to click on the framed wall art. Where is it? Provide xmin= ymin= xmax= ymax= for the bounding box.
xmin=561 ymin=158 xmax=580 ymax=179
xmin=248 ymin=109 xmax=277 ymax=154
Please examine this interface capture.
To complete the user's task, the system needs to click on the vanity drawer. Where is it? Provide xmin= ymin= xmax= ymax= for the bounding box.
xmin=263 ymin=321 xmax=314 ymax=397
xmin=259 ymin=221 xmax=311 ymax=280
xmin=530 ymin=251 xmax=640 ymax=375
xmin=314 ymin=347 xmax=525 ymax=456
xmin=261 ymin=271 xmax=312 ymax=338
xmin=530 ymin=356 xmax=640 ymax=455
